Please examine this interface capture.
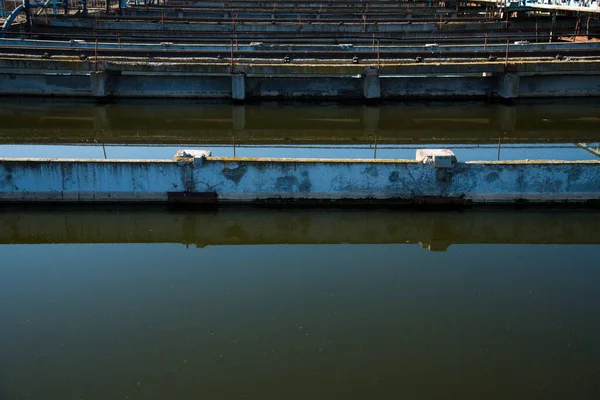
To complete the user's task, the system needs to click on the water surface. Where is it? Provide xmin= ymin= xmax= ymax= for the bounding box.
xmin=1 ymin=208 xmax=600 ymax=399
xmin=1 ymin=99 xmax=599 ymax=160
xmin=1 ymin=99 xmax=599 ymax=399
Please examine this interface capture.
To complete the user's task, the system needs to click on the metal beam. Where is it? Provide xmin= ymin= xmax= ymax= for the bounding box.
xmin=471 ymin=0 xmax=600 ymax=13
xmin=576 ymin=143 xmax=600 ymax=157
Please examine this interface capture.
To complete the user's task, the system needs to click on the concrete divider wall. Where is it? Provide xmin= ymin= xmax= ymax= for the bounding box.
xmin=2 ymin=57 xmax=600 ymax=99
xmin=1 ymin=150 xmax=599 ymax=204
xmin=0 ymin=159 xmax=183 ymax=201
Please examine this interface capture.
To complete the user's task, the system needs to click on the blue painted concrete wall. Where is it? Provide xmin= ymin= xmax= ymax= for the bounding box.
xmin=1 ymin=150 xmax=599 ymax=204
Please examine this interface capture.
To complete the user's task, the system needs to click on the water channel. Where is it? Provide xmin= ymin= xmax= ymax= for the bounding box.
xmin=1 ymin=99 xmax=599 ymax=399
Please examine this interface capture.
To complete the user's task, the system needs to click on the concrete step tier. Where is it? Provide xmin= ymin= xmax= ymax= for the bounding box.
xmin=1 ymin=55 xmax=599 ymax=99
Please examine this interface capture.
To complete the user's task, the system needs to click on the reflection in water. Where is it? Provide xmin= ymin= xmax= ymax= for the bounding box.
xmin=1 ymin=98 xmax=600 ymax=399
xmin=1 ymin=99 xmax=599 ymax=161
xmin=1 ymin=228 xmax=600 ymax=399
xmin=1 ymin=207 xmax=600 ymax=248
xmin=1 ymin=99 xmax=600 ymax=145
xmin=1 ymin=209 xmax=600 ymax=399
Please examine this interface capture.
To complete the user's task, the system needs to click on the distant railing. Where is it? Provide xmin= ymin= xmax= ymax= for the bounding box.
xmin=522 ymin=0 xmax=598 ymax=7
xmin=1 ymin=0 xmax=19 ymax=18
xmin=479 ymin=0 xmax=600 ymax=11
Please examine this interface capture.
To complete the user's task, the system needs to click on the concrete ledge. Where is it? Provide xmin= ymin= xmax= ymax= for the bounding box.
xmin=1 ymin=150 xmax=600 ymax=206
xmin=1 ymin=57 xmax=600 ymax=99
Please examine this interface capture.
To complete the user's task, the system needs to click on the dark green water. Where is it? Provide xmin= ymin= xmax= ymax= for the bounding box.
xmin=1 ymin=208 xmax=600 ymax=399
xmin=1 ymin=99 xmax=600 ymax=399
xmin=0 ymin=99 xmax=599 ymax=161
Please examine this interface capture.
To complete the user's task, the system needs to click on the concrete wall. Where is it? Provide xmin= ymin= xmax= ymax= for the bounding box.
xmin=32 ymin=18 xmax=504 ymax=36
xmin=1 ymin=57 xmax=600 ymax=100
xmin=1 ymin=150 xmax=599 ymax=205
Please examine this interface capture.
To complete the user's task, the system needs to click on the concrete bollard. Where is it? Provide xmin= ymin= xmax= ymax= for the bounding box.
xmin=232 ymin=73 xmax=246 ymax=101
xmin=90 ymin=71 xmax=110 ymax=98
xmin=174 ymin=149 xmax=212 ymax=167
xmin=363 ymin=67 xmax=381 ymax=100
xmin=498 ymin=73 xmax=520 ymax=99
xmin=416 ymin=149 xmax=456 ymax=168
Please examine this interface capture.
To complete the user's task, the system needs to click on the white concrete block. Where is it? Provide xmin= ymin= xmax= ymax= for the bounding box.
xmin=174 ymin=150 xmax=212 ymax=159
xmin=416 ymin=149 xmax=456 ymax=168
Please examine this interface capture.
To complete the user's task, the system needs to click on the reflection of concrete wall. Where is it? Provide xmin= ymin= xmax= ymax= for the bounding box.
xmin=1 ymin=151 xmax=599 ymax=204
xmin=1 ymin=208 xmax=599 ymax=248
xmin=1 ymin=101 xmax=599 ymax=145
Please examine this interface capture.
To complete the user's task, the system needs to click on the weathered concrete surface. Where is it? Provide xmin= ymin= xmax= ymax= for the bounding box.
xmin=363 ymin=67 xmax=381 ymax=99
xmin=498 ymin=73 xmax=519 ymax=99
xmin=90 ymin=71 xmax=110 ymax=97
xmin=1 ymin=56 xmax=600 ymax=99
xmin=1 ymin=208 xmax=599 ymax=248
xmin=231 ymin=73 xmax=246 ymax=101
xmin=1 ymin=150 xmax=599 ymax=204
xmin=416 ymin=149 xmax=457 ymax=168
xmin=30 ymin=17 xmax=506 ymax=36
xmin=5 ymin=38 xmax=600 ymax=55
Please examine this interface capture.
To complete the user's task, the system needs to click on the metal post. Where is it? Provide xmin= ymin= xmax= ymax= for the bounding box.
xmin=23 ymin=0 xmax=32 ymax=30
xmin=94 ymin=37 xmax=98 ymax=72
xmin=106 ymin=0 xmax=110 ymax=14
xmin=587 ymin=16 xmax=591 ymax=37
xmin=232 ymin=133 xmax=236 ymax=157
xmin=549 ymin=11 xmax=556 ymax=43
xmin=377 ymin=39 xmax=380 ymax=71
xmin=373 ymin=135 xmax=378 ymax=159
xmin=230 ymin=39 xmax=234 ymax=73
xmin=497 ymin=136 xmax=502 ymax=161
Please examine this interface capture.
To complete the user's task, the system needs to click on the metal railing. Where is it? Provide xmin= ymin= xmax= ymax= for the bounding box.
xmin=478 ymin=0 xmax=600 ymax=11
